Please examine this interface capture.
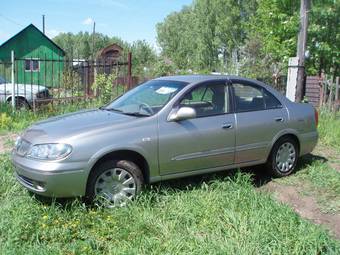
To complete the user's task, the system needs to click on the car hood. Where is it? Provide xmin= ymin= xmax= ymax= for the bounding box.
xmin=23 ymin=109 xmax=139 ymax=142
xmin=0 ymin=83 xmax=47 ymax=94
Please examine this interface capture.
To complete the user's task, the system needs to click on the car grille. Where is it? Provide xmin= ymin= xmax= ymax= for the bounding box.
xmin=16 ymin=139 xmax=32 ymax=156
xmin=16 ymin=174 xmax=45 ymax=191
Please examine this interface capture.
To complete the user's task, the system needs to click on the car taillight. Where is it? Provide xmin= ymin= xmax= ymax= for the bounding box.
xmin=314 ymin=108 xmax=318 ymax=128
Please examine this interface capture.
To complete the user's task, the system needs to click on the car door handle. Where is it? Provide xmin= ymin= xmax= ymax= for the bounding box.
xmin=222 ymin=123 xmax=233 ymax=129
xmin=274 ymin=117 xmax=284 ymax=122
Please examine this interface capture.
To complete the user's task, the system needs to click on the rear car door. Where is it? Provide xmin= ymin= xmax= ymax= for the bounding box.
xmin=231 ymin=79 xmax=288 ymax=164
xmin=158 ymin=80 xmax=236 ymax=175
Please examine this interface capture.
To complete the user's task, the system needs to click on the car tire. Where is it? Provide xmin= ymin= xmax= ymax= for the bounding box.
xmin=8 ymin=97 xmax=30 ymax=109
xmin=266 ymin=137 xmax=299 ymax=178
xmin=85 ymin=160 xmax=144 ymax=207
xmin=17 ymin=98 xmax=30 ymax=109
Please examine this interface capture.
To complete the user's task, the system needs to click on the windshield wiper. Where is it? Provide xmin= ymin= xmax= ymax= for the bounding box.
xmin=99 ymin=107 xmax=123 ymax=113
xmin=122 ymin=112 xmax=150 ymax=117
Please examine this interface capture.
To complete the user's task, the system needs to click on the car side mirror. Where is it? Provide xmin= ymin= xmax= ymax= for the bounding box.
xmin=168 ymin=107 xmax=196 ymax=122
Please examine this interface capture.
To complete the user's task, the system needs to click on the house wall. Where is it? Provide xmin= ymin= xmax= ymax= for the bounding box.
xmin=0 ymin=25 xmax=64 ymax=87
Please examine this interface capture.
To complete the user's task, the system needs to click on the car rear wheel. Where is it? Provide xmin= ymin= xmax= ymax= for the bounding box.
xmin=86 ymin=160 xmax=144 ymax=207
xmin=266 ymin=137 xmax=298 ymax=177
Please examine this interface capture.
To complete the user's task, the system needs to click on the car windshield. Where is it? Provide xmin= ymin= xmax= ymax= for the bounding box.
xmin=0 ymin=76 xmax=6 ymax=84
xmin=102 ymin=80 xmax=187 ymax=116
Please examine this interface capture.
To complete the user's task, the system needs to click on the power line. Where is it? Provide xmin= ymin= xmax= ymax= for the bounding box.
xmin=0 ymin=13 xmax=23 ymax=27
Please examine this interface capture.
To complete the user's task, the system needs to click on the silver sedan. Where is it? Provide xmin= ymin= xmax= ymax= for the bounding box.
xmin=12 ymin=75 xmax=318 ymax=206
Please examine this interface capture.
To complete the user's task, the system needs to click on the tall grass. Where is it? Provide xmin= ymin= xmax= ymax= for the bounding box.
xmin=0 ymin=154 xmax=339 ymax=254
xmin=318 ymin=108 xmax=340 ymax=151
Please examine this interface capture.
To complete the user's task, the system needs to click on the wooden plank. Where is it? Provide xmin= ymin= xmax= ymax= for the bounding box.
xmin=306 ymin=87 xmax=320 ymax=92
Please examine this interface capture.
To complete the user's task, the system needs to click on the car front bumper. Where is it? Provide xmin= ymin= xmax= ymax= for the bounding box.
xmin=12 ymin=151 xmax=89 ymax=198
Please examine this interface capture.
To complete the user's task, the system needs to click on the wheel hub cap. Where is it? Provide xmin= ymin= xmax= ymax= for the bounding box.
xmin=275 ymin=142 xmax=296 ymax=173
xmin=94 ymin=168 xmax=136 ymax=207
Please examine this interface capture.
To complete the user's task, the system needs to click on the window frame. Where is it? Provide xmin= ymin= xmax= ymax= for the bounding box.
xmin=230 ymin=80 xmax=283 ymax=113
xmin=24 ymin=58 xmax=40 ymax=72
xmin=174 ymin=80 xmax=234 ymax=119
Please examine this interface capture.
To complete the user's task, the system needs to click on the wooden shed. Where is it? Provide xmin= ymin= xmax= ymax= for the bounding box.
xmin=0 ymin=24 xmax=65 ymax=87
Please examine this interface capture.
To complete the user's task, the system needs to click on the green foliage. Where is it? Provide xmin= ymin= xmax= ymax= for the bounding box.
xmin=156 ymin=0 xmax=339 ymax=80
xmin=152 ymin=58 xmax=176 ymax=77
xmin=128 ymin=40 xmax=157 ymax=77
xmin=318 ymin=109 xmax=340 ymax=151
xmin=307 ymin=0 xmax=340 ymax=75
xmin=0 ymin=112 xmax=12 ymax=131
xmin=93 ymin=73 xmax=120 ymax=104
xmin=53 ymin=32 xmax=157 ymax=79
xmin=62 ymin=68 xmax=82 ymax=91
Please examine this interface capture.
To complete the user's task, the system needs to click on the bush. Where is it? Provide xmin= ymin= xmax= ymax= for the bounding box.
xmin=92 ymin=73 xmax=117 ymax=104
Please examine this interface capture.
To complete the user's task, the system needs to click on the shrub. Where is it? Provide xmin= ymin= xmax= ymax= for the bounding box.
xmin=92 ymin=73 xmax=117 ymax=104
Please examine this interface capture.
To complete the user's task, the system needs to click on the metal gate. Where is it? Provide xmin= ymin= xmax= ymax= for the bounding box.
xmin=0 ymin=51 xmax=133 ymax=111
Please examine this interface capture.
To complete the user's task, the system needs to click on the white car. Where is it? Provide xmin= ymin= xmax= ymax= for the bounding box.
xmin=0 ymin=75 xmax=51 ymax=108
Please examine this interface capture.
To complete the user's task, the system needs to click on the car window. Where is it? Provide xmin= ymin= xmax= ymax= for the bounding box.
xmin=180 ymin=83 xmax=229 ymax=117
xmin=105 ymin=80 xmax=187 ymax=116
xmin=233 ymin=83 xmax=265 ymax=112
xmin=263 ymin=89 xmax=282 ymax=109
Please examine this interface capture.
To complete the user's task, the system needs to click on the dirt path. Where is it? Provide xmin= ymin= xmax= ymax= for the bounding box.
xmin=0 ymin=133 xmax=17 ymax=154
xmin=261 ymin=181 xmax=340 ymax=239
xmin=314 ymin=143 xmax=340 ymax=173
xmin=260 ymin=143 xmax=340 ymax=239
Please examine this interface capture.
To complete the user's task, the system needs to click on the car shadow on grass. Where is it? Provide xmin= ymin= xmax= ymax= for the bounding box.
xmin=147 ymin=153 xmax=328 ymax=192
xmin=28 ymin=153 xmax=328 ymax=209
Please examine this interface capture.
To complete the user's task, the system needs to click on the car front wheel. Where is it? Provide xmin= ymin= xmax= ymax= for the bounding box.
xmin=266 ymin=137 xmax=298 ymax=177
xmin=86 ymin=160 xmax=144 ymax=207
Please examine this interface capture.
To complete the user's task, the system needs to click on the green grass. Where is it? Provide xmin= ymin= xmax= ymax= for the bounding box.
xmin=318 ymin=109 xmax=340 ymax=152
xmin=0 ymin=154 xmax=339 ymax=254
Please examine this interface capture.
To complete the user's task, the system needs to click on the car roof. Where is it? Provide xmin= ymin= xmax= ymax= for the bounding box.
xmin=155 ymin=74 xmax=262 ymax=85
xmin=155 ymin=74 xmax=290 ymax=104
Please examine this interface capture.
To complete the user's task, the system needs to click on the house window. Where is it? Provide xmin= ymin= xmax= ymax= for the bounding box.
xmin=24 ymin=59 xmax=40 ymax=72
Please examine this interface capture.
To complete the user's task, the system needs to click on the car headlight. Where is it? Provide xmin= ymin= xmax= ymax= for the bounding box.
xmin=27 ymin=143 xmax=72 ymax=160
xmin=15 ymin=136 xmax=22 ymax=148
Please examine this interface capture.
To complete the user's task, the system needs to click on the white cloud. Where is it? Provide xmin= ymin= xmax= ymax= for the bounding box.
xmin=82 ymin=17 xmax=94 ymax=25
xmin=46 ymin=29 xmax=64 ymax=38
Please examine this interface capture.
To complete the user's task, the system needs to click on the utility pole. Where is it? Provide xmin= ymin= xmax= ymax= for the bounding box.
xmin=92 ymin=21 xmax=96 ymax=60
xmin=42 ymin=15 xmax=45 ymax=34
xmin=295 ymin=0 xmax=310 ymax=102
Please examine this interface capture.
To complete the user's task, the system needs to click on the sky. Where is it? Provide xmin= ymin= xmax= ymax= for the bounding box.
xmin=0 ymin=0 xmax=193 ymax=49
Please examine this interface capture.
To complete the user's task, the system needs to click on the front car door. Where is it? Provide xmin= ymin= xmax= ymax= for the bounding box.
xmin=158 ymin=80 xmax=236 ymax=175
xmin=231 ymin=79 xmax=288 ymax=164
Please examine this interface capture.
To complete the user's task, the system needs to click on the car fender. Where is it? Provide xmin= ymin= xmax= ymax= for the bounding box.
xmin=267 ymin=128 xmax=300 ymax=158
xmin=86 ymin=144 xmax=151 ymax=174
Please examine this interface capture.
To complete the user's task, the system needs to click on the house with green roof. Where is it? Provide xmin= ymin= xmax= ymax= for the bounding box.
xmin=0 ymin=24 xmax=65 ymax=87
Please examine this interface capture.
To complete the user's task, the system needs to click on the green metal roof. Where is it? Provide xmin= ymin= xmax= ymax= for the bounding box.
xmin=0 ymin=24 xmax=65 ymax=56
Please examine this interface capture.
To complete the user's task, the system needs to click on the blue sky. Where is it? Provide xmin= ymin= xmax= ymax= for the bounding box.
xmin=0 ymin=0 xmax=192 ymax=48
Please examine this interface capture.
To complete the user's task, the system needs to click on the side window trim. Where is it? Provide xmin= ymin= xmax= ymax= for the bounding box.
xmin=174 ymin=79 xmax=232 ymax=118
xmin=230 ymin=80 xmax=282 ymax=113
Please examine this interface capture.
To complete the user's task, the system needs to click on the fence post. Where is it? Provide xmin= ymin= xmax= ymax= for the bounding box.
xmin=127 ymin=52 xmax=132 ymax=90
xmin=329 ymin=79 xmax=333 ymax=110
xmin=336 ymin=77 xmax=339 ymax=102
xmin=11 ymin=50 xmax=15 ymax=109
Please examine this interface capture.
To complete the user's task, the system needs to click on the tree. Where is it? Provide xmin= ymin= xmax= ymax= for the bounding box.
xmin=307 ymin=0 xmax=340 ymax=78
xmin=156 ymin=0 xmax=257 ymax=72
